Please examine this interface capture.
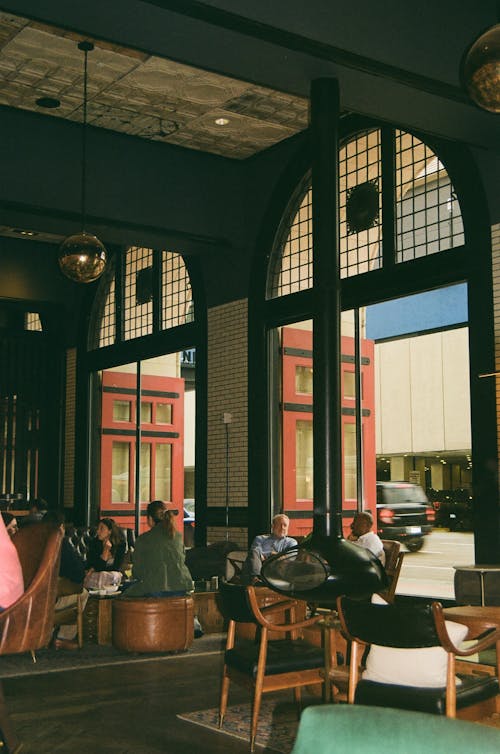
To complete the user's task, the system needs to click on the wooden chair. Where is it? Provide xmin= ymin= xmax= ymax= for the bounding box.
xmin=218 ymin=581 xmax=326 ymax=752
xmin=380 ymin=539 xmax=404 ymax=602
xmin=337 ymin=595 xmax=500 ymax=720
xmin=0 ymin=523 xmax=63 ymax=753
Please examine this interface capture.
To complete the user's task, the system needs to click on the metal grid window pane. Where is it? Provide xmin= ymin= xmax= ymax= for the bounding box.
xmin=339 ymin=129 xmax=382 ymax=278
xmin=98 ymin=275 xmax=116 ymax=348
xmin=270 ymin=189 xmax=313 ymax=298
xmin=25 ymin=312 xmax=42 ymax=332
xmin=124 ymin=246 xmax=153 ymax=341
xmin=395 ymin=131 xmax=464 ymax=262
xmin=161 ymin=251 xmax=193 ymax=330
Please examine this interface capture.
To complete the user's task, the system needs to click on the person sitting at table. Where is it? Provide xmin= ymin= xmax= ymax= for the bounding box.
xmin=124 ymin=500 xmax=193 ymax=597
xmin=43 ymin=510 xmax=89 ymax=651
xmin=86 ymin=517 xmax=126 ymax=574
xmin=347 ymin=510 xmax=385 ymax=565
xmin=241 ymin=513 xmax=298 ymax=585
xmin=0 ymin=510 xmax=24 ymax=610
xmin=1 ymin=512 xmax=18 ymax=537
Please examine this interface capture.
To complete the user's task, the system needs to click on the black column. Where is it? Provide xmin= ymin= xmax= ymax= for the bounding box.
xmin=311 ymin=79 xmax=342 ymax=539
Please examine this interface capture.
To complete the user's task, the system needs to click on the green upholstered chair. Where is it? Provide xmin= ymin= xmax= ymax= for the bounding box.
xmin=291 ymin=704 xmax=500 ymax=754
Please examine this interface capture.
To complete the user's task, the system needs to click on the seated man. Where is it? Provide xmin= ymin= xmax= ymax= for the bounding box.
xmin=242 ymin=513 xmax=298 ymax=584
xmin=0 ymin=512 xmax=23 ymax=610
xmin=347 ymin=511 xmax=385 ymax=565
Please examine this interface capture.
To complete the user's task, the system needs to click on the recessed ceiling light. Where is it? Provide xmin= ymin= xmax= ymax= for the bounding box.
xmin=214 ymin=117 xmax=230 ymax=126
xmin=36 ymin=97 xmax=61 ymax=109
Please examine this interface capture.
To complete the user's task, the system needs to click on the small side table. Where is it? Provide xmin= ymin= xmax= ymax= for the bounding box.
xmin=454 ymin=565 xmax=500 ymax=606
xmin=83 ymin=593 xmax=117 ymax=645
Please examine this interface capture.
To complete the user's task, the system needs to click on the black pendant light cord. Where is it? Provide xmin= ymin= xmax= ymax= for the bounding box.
xmin=78 ymin=41 xmax=93 ymax=232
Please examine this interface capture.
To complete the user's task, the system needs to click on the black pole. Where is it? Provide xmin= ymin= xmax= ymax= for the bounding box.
xmin=311 ymin=78 xmax=342 ymax=539
xmin=134 ymin=361 xmax=142 ymax=536
xmin=354 ymin=308 xmax=364 ymax=511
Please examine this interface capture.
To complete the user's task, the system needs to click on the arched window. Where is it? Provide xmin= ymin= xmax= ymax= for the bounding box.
xmin=267 ymin=128 xmax=464 ymax=296
xmin=89 ymin=247 xmax=193 ymax=349
xmin=83 ymin=245 xmax=198 ymax=537
xmin=255 ymin=119 xmax=486 ymax=597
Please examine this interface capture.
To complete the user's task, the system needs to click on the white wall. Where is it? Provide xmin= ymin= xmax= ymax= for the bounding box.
xmin=375 ymin=327 xmax=471 ymax=454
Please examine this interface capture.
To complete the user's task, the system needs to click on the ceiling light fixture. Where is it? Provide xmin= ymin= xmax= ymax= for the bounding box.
xmin=59 ymin=41 xmax=107 ymax=284
xmin=215 ymin=117 xmax=230 ymax=126
xmin=461 ymin=23 xmax=500 ymax=113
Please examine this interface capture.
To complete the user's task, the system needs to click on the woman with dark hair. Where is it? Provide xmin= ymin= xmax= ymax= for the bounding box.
xmin=125 ymin=500 xmax=193 ymax=597
xmin=86 ymin=517 xmax=126 ymax=573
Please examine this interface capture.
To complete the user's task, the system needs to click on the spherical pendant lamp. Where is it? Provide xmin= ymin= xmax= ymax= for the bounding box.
xmin=59 ymin=41 xmax=107 ymax=283
xmin=462 ymin=24 xmax=500 ymax=113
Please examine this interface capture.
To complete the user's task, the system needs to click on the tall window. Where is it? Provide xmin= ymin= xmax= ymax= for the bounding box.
xmin=86 ymin=246 xmax=197 ymax=538
xmin=261 ymin=120 xmax=473 ymax=598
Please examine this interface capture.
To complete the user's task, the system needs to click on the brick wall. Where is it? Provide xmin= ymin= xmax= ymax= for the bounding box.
xmin=492 ymin=223 xmax=500 ymax=460
xmin=207 ymin=299 xmax=248 ymax=547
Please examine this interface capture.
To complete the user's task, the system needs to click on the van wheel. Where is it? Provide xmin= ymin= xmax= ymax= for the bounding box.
xmin=406 ymin=537 xmax=424 ymax=552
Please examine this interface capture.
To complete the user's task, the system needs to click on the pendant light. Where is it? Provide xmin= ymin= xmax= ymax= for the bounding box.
xmin=461 ymin=24 xmax=500 ymax=113
xmin=59 ymin=41 xmax=107 ymax=283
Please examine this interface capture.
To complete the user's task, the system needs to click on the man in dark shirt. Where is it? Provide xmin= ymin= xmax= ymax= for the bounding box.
xmin=43 ymin=511 xmax=88 ymax=650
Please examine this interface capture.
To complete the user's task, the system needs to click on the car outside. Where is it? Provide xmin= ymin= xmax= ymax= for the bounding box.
xmin=184 ymin=499 xmax=195 ymax=547
xmin=376 ymin=481 xmax=435 ymax=552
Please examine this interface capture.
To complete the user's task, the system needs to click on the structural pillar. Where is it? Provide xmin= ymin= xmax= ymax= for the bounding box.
xmin=311 ymin=78 xmax=342 ymax=538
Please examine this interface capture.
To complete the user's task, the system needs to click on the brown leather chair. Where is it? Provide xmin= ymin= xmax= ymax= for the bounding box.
xmin=0 ymin=523 xmax=63 ymax=753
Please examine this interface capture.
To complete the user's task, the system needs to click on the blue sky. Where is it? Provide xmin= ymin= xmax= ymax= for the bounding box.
xmin=365 ymin=283 xmax=468 ymax=340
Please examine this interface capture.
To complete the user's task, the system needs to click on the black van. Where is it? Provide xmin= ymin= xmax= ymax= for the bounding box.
xmin=376 ymin=481 xmax=435 ymax=552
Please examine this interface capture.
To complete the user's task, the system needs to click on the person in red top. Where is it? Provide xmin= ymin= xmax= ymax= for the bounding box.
xmin=0 ymin=512 xmax=24 ymax=610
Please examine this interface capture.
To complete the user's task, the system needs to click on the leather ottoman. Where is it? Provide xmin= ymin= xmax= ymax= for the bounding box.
xmin=112 ymin=596 xmax=194 ymax=652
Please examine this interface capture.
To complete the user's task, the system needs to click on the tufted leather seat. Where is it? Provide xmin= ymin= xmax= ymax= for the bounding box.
xmin=64 ymin=525 xmax=135 ymax=563
xmin=112 ymin=596 xmax=194 ymax=652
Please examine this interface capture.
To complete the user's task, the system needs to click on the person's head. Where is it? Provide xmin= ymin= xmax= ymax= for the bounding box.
xmin=351 ymin=511 xmax=374 ymax=537
xmin=1 ymin=512 xmax=18 ymax=537
xmin=271 ymin=514 xmax=290 ymax=539
xmin=147 ymin=500 xmax=177 ymax=537
xmin=43 ymin=509 xmax=65 ymax=527
xmin=97 ymin=517 xmax=121 ymax=546
xmin=29 ymin=498 xmax=47 ymax=514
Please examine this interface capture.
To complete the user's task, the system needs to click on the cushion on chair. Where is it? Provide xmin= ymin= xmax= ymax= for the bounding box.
xmin=362 ymin=620 xmax=469 ymax=688
xmin=355 ymin=674 xmax=499 ymax=715
xmin=225 ymin=638 xmax=325 ymax=678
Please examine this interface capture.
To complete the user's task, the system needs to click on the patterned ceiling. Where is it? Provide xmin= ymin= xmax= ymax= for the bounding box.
xmin=0 ymin=10 xmax=309 ymax=159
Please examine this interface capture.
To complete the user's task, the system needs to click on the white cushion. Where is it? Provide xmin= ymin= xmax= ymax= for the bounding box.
xmin=362 ymin=595 xmax=469 ymax=688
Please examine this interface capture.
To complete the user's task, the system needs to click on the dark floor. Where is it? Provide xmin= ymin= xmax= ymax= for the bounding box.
xmin=3 ymin=650 xmax=306 ymax=753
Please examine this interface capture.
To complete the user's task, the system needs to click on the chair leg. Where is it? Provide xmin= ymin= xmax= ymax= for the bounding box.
xmin=0 ymin=681 xmax=21 ymax=754
xmin=219 ymin=669 xmax=230 ymax=728
xmin=30 ymin=651 xmax=36 ymax=664
xmin=77 ymin=597 xmax=84 ymax=649
xmin=250 ymin=688 xmax=263 ymax=753
xmin=293 ymin=686 xmax=301 ymax=708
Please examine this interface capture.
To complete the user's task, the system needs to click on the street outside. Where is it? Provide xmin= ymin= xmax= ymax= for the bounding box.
xmin=396 ymin=529 xmax=474 ymax=600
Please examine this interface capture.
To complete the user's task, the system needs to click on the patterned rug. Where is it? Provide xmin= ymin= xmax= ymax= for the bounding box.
xmin=0 ymin=633 xmax=225 ymax=678
xmin=178 ymin=700 xmax=301 ymax=753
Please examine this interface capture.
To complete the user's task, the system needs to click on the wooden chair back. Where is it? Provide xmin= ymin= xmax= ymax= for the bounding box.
xmin=379 ymin=539 xmax=404 ymax=602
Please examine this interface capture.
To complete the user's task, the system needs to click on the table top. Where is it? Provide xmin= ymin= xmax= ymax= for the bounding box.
xmin=444 ymin=605 xmax=500 ymax=633
xmin=453 ymin=565 xmax=500 ymax=572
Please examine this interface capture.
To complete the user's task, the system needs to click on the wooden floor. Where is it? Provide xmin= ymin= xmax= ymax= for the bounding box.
xmin=3 ymin=652 xmax=260 ymax=754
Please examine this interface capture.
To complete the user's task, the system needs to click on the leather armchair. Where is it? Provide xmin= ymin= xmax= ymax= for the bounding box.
xmin=0 ymin=522 xmax=63 ymax=753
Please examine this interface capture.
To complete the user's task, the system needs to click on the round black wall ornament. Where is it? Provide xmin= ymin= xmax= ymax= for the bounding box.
xmin=346 ymin=180 xmax=380 ymax=234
